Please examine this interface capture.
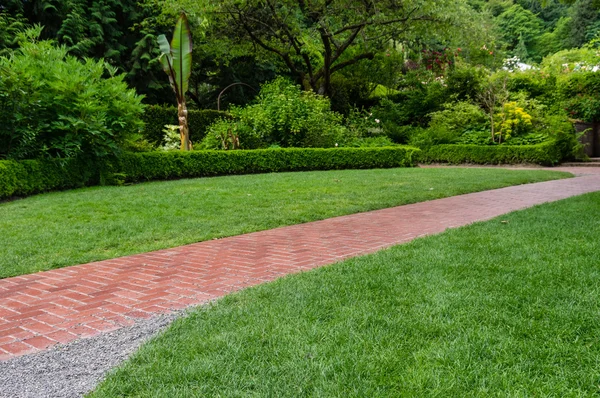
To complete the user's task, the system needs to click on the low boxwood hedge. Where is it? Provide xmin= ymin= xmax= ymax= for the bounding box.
xmin=118 ymin=147 xmax=420 ymax=183
xmin=420 ymin=141 xmax=562 ymax=166
xmin=0 ymin=158 xmax=97 ymax=200
xmin=0 ymin=147 xmax=420 ymax=199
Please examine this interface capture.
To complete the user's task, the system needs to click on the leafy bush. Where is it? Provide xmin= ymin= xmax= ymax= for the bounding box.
xmin=0 ymin=29 xmax=144 ymax=160
xmin=505 ymin=70 xmax=557 ymax=103
xmin=421 ymin=141 xmax=563 ymax=166
xmin=494 ymin=101 xmax=533 ymax=140
xmin=385 ymin=72 xmax=449 ymax=127
xmin=445 ymin=63 xmax=487 ymax=101
xmin=429 ymin=101 xmax=489 ymax=133
xmin=200 ymin=77 xmax=347 ymax=149
xmin=370 ymin=99 xmax=415 ymax=143
xmin=560 ymin=72 xmax=600 ymax=122
xmin=409 ymin=101 xmax=489 ymax=148
xmin=140 ymin=105 xmax=229 ymax=146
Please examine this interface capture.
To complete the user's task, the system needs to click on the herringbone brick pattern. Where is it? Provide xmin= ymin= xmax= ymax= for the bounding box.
xmin=1 ymin=167 xmax=599 ymax=361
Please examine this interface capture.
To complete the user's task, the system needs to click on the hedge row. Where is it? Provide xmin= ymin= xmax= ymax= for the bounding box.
xmin=0 ymin=147 xmax=419 ymax=199
xmin=420 ymin=141 xmax=563 ymax=166
xmin=140 ymin=105 xmax=229 ymax=145
xmin=0 ymin=158 xmax=97 ymax=199
xmin=118 ymin=147 xmax=420 ymax=183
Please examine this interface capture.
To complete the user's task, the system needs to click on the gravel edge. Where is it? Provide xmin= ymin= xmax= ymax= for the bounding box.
xmin=0 ymin=311 xmax=186 ymax=398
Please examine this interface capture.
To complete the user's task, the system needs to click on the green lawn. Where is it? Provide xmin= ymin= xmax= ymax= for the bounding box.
xmin=0 ymin=168 xmax=569 ymax=279
xmin=90 ymin=192 xmax=600 ymax=397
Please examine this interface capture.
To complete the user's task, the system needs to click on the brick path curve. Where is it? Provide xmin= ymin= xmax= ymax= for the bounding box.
xmin=1 ymin=167 xmax=599 ymax=361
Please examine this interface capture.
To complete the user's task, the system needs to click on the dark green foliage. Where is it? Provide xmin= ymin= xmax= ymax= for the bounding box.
xmin=0 ymin=158 xmax=97 ymax=199
xmin=560 ymin=72 xmax=600 ymax=122
xmin=385 ymin=80 xmax=449 ymax=127
xmin=140 ymin=106 xmax=229 ymax=146
xmin=200 ymin=78 xmax=347 ymax=149
xmin=505 ymin=70 xmax=557 ymax=103
xmin=445 ymin=63 xmax=487 ymax=102
xmin=0 ymin=0 xmax=175 ymax=104
xmin=421 ymin=141 xmax=563 ymax=165
xmin=118 ymin=147 xmax=420 ymax=183
xmin=569 ymin=0 xmax=600 ymax=47
xmin=497 ymin=4 xmax=543 ymax=58
xmin=0 ymin=11 xmax=27 ymax=55
xmin=0 ymin=33 xmax=144 ymax=161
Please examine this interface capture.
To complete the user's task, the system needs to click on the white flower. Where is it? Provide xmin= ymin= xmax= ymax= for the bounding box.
xmin=375 ymin=119 xmax=380 ymax=124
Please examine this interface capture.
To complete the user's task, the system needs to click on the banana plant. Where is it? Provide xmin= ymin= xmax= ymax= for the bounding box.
xmin=158 ymin=13 xmax=193 ymax=151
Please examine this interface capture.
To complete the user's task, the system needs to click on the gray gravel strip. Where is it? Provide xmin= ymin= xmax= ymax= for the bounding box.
xmin=0 ymin=311 xmax=184 ymax=398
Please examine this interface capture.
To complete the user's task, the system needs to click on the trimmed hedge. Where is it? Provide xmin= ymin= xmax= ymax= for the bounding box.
xmin=420 ymin=141 xmax=563 ymax=166
xmin=141 ymin=105 xmax=229 ymax=145
xmin=0 ymin=158 xmax=97 ymax=199
xmin=118 ymin=147 xmax=420 ymax=183
xmin=0 ymin=147 xmax=419 ymax=199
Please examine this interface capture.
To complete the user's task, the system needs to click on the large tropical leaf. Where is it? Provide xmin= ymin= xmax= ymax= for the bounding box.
xmin=170 ymin=13 xmax=193 ymax=103
xmin=157 ymin=34 xmax=178 ymax=97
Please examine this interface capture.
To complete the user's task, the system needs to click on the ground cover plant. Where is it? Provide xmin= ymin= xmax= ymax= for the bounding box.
xmin=90 ymin=191 xmax=600 ymax=397
xmin=0 ymin=168 xmax=568 ymax=279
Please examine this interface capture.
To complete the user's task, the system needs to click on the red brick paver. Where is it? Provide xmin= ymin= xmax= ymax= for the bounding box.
xmin=1 ymin=167 xmax=599 ymax=360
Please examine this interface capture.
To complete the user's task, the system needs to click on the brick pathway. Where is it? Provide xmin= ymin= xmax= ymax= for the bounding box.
xmin=1 ymin=167 xmax=600 ymax=361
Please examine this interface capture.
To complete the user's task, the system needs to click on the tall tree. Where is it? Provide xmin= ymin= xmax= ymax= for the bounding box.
xmin=175 ymin=0 xmax=475 ymax=97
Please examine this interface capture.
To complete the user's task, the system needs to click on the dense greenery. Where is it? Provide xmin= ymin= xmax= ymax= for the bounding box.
xmin=0 ymin=167 xmax=568 ymax=278
xmin=1 ymin=0 xmax=598 ymax=164
xmin=90 ymin=190 xmax=599 ymax=397
xmin=141 ymin=106 xmax=227 ymax=146
xmin=0 ymin=29 xmax=144 ymax=161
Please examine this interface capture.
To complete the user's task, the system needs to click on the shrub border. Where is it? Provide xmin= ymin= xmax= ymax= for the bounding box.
xmin=420 ymin=141 xmax=562 ymax=166
xmin=0 ymin=147 xmax=420 ymax=199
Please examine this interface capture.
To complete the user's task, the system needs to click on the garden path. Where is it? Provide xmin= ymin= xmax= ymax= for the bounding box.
xmin=1 ymin=167 xmax=599 ymax=361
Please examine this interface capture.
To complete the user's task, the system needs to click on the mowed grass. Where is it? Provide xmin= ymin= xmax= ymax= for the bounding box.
xmin=0 ymin=168 xmax=569 ymax=279
xmin=90 ymin=192 xmax=600 ymax=397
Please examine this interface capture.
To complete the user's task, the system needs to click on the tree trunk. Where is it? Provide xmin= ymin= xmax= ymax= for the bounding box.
xmin=178 ymin=101 xmax=190 ymax=151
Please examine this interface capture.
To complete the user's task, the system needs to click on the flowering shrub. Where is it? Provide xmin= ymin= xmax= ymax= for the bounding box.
xmin=494 ymin=102 xmax=533 ymax=141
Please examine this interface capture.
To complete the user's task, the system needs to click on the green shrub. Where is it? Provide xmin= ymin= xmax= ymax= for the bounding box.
xmin=445 ymin=63 xmax=487 ymax=101
xmin=0 ymin=28 xmax=144 ymax=160
xmin=505 ymin=69 xmax=557 ymax=102
xmin=140 ymin=105 xmax=229 ymax=146
xmin=421 ymin=141 xmax=563 ymax=166
xmin=559 ymin=72 xmax=600 ymax=122
xmin=200 ymin=77 xmax=347 ymax=149
xmin=384 ymin=72 xmax=449 ymax=127
xmin=370 ymin=99 xmax=414 ymax=143
xmin=118 ymin=147 xmax=420 ymax=183
xmin=0 ymin=158 xmax=97 ymax=199
xmin=429 ymin=101 xmax=489 ymax=134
